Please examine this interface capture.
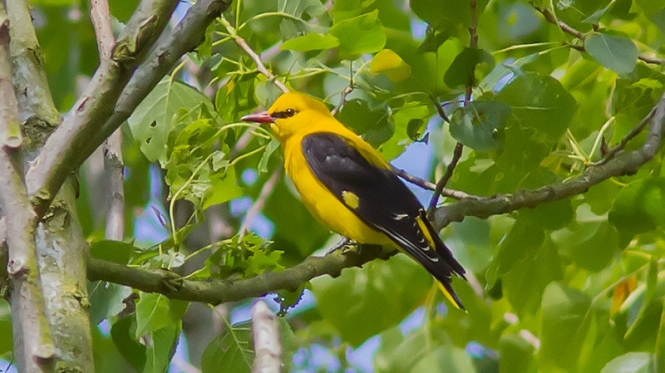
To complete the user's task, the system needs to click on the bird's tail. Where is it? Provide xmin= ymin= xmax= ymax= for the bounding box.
xmin=435 ymin=276 xmax=466 ymax=311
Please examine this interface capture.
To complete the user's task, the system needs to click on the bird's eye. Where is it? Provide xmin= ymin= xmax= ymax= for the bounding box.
xmin=272 ymin=108 xmax=297 ymax=119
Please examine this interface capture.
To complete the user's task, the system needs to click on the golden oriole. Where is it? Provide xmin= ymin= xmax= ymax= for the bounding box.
xmin=242 ymin=92 xmax=466 ymax=309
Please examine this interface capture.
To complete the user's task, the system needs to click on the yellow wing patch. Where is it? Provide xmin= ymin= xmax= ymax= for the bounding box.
xmin=415 ymin=215 xmax=436 ymax=250
xmin=342 ymin=191 xmax=360 ymax=209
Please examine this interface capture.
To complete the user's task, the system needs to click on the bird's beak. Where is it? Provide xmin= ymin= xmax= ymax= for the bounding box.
xmin=241 ymin=111 xmax=273 ymax=124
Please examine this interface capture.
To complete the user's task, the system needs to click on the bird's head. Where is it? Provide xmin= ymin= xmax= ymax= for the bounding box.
xmin=241 ymin=92 xmax=331 ymax=141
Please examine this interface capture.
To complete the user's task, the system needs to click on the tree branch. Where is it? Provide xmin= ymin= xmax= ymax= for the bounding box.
xmin=0 ymin=10 xmax=54 ymax=371
xmin=87 ymin=246 xmax=382 ymax=304
xmin=5 ymin=0 xmax=60 ymax=127
xmin=433 ymin=92 xmax=665 ymax=230
xmin=24 ymin=0 xmax=180 ymax=217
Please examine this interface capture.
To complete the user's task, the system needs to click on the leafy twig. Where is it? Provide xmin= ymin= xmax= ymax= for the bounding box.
xmin=535 ymin=6 xmax=664 ymax=65
xmin=588 ymin=106 xmax=657 ymax=167
xmin=219 ymin=17 xmax=288 ymax=93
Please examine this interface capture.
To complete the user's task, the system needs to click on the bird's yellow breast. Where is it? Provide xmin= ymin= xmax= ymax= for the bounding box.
xmin=282 ymin=133 xmax=392 ymax=246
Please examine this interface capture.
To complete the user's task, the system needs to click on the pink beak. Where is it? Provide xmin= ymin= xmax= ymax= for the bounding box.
xmin=241 ymin=111 xmax=273 ymax=124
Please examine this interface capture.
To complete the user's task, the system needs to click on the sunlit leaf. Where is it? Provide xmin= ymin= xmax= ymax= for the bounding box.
xmin=330 ymin=10 xmax=386 ymax=59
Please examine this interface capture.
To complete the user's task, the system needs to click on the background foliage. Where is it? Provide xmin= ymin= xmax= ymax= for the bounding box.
xmin=3 ymin=0 xmax=665 ymax=372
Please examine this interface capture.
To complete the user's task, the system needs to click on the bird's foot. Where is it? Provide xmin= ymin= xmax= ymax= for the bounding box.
xmin=326 ymin=237 xmax=357 ymax=255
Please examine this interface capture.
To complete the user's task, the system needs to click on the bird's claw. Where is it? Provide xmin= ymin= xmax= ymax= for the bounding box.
xmin=326 ymin=237 xmax=357 ymax=255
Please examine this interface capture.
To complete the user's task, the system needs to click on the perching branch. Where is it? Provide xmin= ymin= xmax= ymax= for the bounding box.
xmin=0 ymin=11 xmax=54 ymax=371
xmin=251 ymin=300 xmax=282 ymax=373
xmin=24 ymin=0 xmax=180 ymax=217
xmin=87 ymin=245 xmax=383 ymax=304
xmin=535 ymin=6 xmax=665 ymax=65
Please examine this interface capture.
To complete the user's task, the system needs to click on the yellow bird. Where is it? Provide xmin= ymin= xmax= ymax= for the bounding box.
xmin=242 ymin=92 xmax=466 ymax=309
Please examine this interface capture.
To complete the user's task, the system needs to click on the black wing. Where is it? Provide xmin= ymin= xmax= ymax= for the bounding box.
xmin=301 ymin=133 xmax=466 ymax=302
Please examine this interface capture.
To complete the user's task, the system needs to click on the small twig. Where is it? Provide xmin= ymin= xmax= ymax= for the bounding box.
xmin=536 ymin=7 xmax=664 ymax=65
xmin=239 ymin=169 xmax=280 ymax=237
xmin=251 ymin=300 xmax=282 ymax=373
xmin=331 ymin=85 xmax=353 ymax=116
xmin=426 ymin=142 xmax=464 ymax=218
xmin=391 ymin=166 xmax=479 ymax=200
xmin=330 ymin=65 xmax=354 ymax=116
xmin=589 ymin=106 xmax=658 ymax=167
xmin=219 ymin=17 xmax=288 ymax=93
xmin=429 ymin=94 xmax=450 ymax=124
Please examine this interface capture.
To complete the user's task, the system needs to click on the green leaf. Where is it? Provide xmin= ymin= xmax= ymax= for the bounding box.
xmin=409 ymin=345 xmax=476 ymax=373
xmin=503 ymin=239 xmax=563 ymax=316
xmin=411 ymin=0 xmax=470 ymax=33
xmin=128 ymin=78 xmax=213 ymax=162
xmin=499 ymin=334 xmax=535 ymax=373
xmin=281 ymin=33 xmax=340 ymax=52
xmin=111 ymin=317 xmax=147 ymax=372
xmin=202 ymin=166 xmax=244 ymax=210
xmin=375 ymin=325 xmax=443 ymax=373
xmin=553 ymin=221 xmax=620 ymax=272
xmin=497 ymin=71 xmax=577 ymax=142
xmin=89 ymin=240 xmax=135 ymax=264
xmin=540 ymin=282 xmax=591 ymax=370
xmin=135 ymin=294 xmax=188 ymax=338
xmin=601 ymin=352 xmax=653 ymax=373
xmin=584 ymin=32 xmax=638 ymax=75
xmin=313 ymin=254 xmax=432 ymax=346
xmin=444 ymin=48 xmax=494 ymax=88
xmin=608 ymin=178 xmax=665 ymax=240
xmin=449 ymin=100 xmax=510 ymax=151
xmin=330 ymin=10 xmax=386 ymax=59
xmin=485 ymin=219 xmax=545 ymax=289
xmin=143 ymin=325 xmax=180 ymax=373
xmin=336 ymin=99 xmax=393 ymax=147
xmin=370 ymin=49 xmax=412 ymax=82
xmin=201 ymin=322 xmax=253 ymax=373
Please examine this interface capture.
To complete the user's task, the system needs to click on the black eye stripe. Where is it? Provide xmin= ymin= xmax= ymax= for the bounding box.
xmin=272 ymin=108 xmax=297 ymax=119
